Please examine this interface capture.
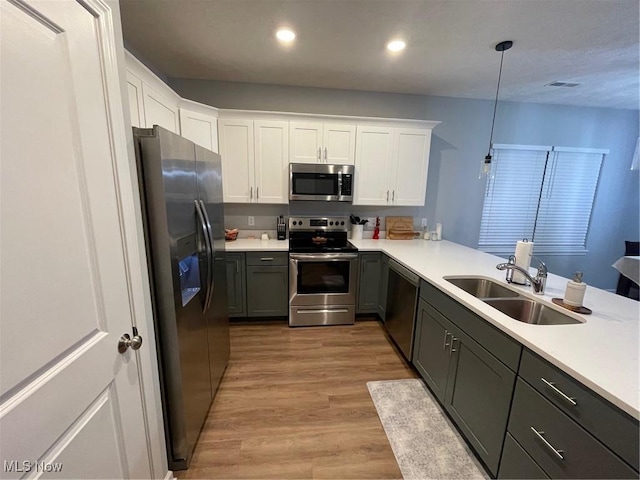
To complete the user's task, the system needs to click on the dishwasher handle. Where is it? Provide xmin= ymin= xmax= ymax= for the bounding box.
xmin=388 ymin=259 xmax=419 ymax=286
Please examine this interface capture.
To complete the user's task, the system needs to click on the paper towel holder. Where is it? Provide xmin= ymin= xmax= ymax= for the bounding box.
xmin=480 ymin=40 xmax=513 ymax=179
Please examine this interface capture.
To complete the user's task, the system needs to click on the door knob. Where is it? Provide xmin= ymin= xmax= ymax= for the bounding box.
xmin=118 ymin=328 xmax=143 ymax=353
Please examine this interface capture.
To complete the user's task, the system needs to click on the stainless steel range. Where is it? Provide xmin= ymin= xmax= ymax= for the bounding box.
xmin=288 ymin=216 xmax=358 ymax=327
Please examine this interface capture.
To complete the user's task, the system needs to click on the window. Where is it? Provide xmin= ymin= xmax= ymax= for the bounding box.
xmin=478 ymin=144 xmax=607 ymax=256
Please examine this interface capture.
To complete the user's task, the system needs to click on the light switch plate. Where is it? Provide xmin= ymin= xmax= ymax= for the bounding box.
xmin=248 ymin=216 xmax=255 ymax=226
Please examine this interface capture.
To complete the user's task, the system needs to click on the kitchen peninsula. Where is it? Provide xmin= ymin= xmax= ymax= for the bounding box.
xmin=226 ymin=236 xmax=639 ymax=477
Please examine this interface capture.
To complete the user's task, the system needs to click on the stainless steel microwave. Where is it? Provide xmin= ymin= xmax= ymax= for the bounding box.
xmin=289 ymin=163 xmax=354 ymax=202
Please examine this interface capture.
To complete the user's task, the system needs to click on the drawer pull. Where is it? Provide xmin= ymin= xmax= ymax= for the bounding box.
xmin=530 ymin=427 xmax=564 ymax=460
xmin=449 ymin=337 xmax=458 ymax=355
xmin=443 ymin=330 xmax=451 ymax=350
xmin=541 ymin=377 xmax=577 ymax=406
xmin=260 ymin=257 xmax=274 ymax=261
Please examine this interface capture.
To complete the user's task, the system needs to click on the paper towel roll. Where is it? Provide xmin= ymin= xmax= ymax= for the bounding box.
xmin=513 ymin=240 xmax=533 ymax=284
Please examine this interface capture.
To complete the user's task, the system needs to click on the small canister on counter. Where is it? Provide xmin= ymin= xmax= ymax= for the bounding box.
xmin=563 ymin=272 xmax=587 ymax=307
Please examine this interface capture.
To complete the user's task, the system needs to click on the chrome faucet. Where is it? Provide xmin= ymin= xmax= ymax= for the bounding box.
xmin=496 ymin=256 xmax=548 ymax=295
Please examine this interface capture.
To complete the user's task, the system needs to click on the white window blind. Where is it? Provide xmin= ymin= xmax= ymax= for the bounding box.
xmin=478 ymin=145 xmax=606 ymax=256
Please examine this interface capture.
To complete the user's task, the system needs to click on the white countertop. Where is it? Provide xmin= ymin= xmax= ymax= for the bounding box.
xmin=224 ymin=238 xmax=289 ymax=251
xmin=350 ymin=239 xmax=640 ymax=419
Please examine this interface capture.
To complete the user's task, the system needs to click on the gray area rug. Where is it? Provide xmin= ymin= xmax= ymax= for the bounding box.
xmin=367 ymin=379 xmax=489 ymax=480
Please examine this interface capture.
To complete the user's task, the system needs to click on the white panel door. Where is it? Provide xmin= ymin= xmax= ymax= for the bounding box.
xmin=392 ymin=128 xmax=431 ymax=206
xmin=126 ymin=72 xmax=144 ymax=128
xmin=353 ymin=126 xmax=394 ymax=205
xmin=142 ymin=83 xmax=179 ymax=133
xmin=1 ymin=0 xmax=151 ymax=478
xmin=218 ymin=119 xmax=254 ymax=203
xmin=179 ymin=108 xmax=219 ymax=153
xmin=289 ymin=122 xmax=323 ymax=163
xmin=254 ymin=121 xmax=289 ymax=204
xmin=323 ymin=123 xmax=356 ymax=165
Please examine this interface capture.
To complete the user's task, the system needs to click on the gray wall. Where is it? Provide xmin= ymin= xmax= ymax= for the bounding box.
xmin=170 ymin=78 xmax=640 ymax=290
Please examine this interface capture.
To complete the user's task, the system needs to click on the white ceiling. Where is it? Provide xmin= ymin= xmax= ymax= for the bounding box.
xmin=120 ymin=0 xmax=640 ymax=110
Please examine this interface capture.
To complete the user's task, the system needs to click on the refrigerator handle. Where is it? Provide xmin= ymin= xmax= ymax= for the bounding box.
xmin=199 ymin=200 xmax=216 ymax=310
xmin=194 ymin=200 xmax=213 ymax=312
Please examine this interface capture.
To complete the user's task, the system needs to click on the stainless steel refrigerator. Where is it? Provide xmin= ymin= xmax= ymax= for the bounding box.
xmin=133 ymin=126 xmax=230 ymax=471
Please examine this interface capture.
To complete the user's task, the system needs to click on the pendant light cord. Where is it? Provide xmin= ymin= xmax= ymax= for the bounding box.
xmin=487 ymin=49 xmax=506 ymax=154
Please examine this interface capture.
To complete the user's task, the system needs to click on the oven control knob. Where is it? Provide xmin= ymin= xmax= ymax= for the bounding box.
xmin=292 ymin=221 xmax=297 ymax=226
xmin=340 ymin=221 xmax=345 ymax=225
xmin=329 ymin=221 xmax=334 ymax=226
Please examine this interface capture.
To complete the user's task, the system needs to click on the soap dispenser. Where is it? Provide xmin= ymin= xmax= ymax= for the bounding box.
xmin=563 ymin=272 xmax=586 ymax=307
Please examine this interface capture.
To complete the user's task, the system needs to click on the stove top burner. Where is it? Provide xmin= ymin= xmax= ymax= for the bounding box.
xmin=288 ymin=216 xmax=358 ymax=254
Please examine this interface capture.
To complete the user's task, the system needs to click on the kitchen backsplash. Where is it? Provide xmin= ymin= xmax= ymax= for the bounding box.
xmin=224 ymin=203 xmax=436 ymax=239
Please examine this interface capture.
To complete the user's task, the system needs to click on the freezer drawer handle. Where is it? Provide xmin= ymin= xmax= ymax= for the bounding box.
xmin=530 ymin=427 xmax=564 ymax=460
xmin=541 ymin=377 xmax=577 ymax=406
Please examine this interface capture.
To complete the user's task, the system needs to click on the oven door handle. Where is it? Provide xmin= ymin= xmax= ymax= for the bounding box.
xmin=290 ymin=253 xmax=358 ymax=261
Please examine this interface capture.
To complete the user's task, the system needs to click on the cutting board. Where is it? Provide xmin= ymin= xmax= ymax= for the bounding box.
xmin=386 ymin=216 xmax=419 ymax=240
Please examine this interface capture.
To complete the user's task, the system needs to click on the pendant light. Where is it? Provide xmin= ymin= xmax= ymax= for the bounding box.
xmin=480 ymin=40 xmax=513 ymax=178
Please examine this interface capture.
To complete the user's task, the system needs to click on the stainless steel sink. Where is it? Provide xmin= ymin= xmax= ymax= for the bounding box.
xmin=484 ymin=298 xmax=583 ymax=325
xmin=445 ymin=276 xmax=520 ymax=299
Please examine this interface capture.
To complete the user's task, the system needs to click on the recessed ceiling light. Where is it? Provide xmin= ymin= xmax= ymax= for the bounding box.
xmin=387 ymin=39 xmax=406 ymax=53
xmin=276 ymin=28 xmax=296 ymax=43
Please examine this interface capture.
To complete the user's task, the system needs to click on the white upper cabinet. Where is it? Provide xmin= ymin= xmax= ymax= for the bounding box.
xmin=323 ymin=124 xmax=356 ymax=164
xmin=353 ymin=126 xmax=394 ymax=205
xmin=218 ymin=119 xmax=254 ymax=203
xmin=179 ymin=104 xmax=219 ymax=153
xmin=141 ymin=83 xmax=180 ymax=133
xmin=126 ymin=72 xmax=144 ymax=128
xmin=290 ymin=122 xmax=356 ymax=164
xmin=393 ymin=128 xmax=432 ymax=206
xmin=254 ymin=121 xmax=289 ymax=204
xmin=289 ymin=122 xmax=322 ymax=163
xmin=354 ymin=126 xmax=433 ymax=206
xmin=218 ymin=118 xmax=288 ymax=204
xmin=124 ymin=51 xmax=180 ymax=133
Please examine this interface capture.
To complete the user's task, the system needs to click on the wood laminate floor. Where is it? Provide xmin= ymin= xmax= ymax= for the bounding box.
xmin=177 ymin=318 xmax=417 ymax=479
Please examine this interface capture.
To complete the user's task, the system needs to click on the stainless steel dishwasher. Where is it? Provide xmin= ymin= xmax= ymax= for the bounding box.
xmin=384 ymin=259 xmax=419 ymax=360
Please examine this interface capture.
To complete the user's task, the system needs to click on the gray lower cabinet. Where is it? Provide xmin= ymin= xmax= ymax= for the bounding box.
xmin=499 ymin=433 xmax=549 ymax=479
xmin=501 ymin=349 xmax=640 ymax=478
xmin=245 ymin=252 xmax=288 ymax=317
xmin=357 ymin=253 xmax=381 ymax=314
xmin=413 ymin=299 xmax=452 ymax=401
xmin=507 ymin=379 xmax=637 ymax=479
xmin=378 ymin=254 xmax=389 ymax=321
xmin=226 ymin=252 xmax=246 ymax=317
xmin=413 ymin=297 xmax=516 ymax=475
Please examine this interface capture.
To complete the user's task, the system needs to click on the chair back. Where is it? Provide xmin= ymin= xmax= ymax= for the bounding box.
xmin=624 ymin=241 xmax=640 ymax=256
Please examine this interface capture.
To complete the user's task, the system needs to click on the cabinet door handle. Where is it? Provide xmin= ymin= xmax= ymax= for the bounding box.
xmin=250 ymin=186 xmax=253 ymax=199
xmin=318 ymin=147 xmax=321 ymax=162
xmin=260 ymin=257 xmax=274 ymax=261
xmin=257 ymin=187 xmax=259 ymax=199
xmin=236 ymin=260 xmax=240 ymax=273
xmin=442 ymin=330 xmax=451 ymax=350
xmin=541 ymin=377 xmax=578 ymax=406
xmin=449 ymin=337 xmax=458 ymax=355
xmin=530 ymin=427 xmax=564 ymax=460
xmin=324 ymin=147 xmax=328 ymax=162
xmin=386 ymin=190 xmax=389 ymax=202
xmin=392 ymin=190 xmax=395 ymax=202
